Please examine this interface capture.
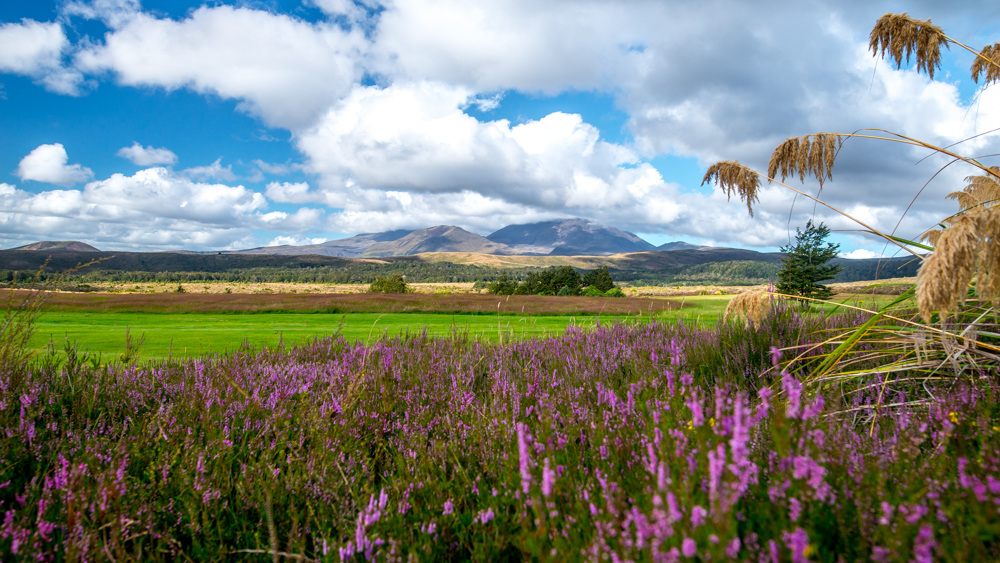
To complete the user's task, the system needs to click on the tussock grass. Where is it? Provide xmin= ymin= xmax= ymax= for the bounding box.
xmin=705 ymin=12 xmax=1000 ymax=390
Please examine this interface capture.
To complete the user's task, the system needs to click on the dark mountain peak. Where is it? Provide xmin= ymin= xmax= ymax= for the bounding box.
xmin=11 ymin=241 xmax=101 ymax=252
xmin=487 ymin=219 xmax=655 ymax=256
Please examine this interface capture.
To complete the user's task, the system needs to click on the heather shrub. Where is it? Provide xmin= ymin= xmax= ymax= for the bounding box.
xmin=2 ymin=318 xmax=998 ymax=561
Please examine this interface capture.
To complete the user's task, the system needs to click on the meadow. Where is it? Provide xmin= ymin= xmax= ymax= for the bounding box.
xmin=15 ymin=287 xmax=737 ymax=361
xmin=2 ymin=297 xmax=998 ymax=561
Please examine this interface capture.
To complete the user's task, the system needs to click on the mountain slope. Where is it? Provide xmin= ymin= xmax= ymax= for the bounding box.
xmin=11 ymin=241 xmax=101 ymax=252
xmin=359 ymin=226 xmax=512 ymax=257
xmin=487 ymin=218 xmax=656 ymax=255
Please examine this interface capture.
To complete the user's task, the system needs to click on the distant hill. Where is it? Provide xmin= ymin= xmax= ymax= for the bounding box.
xmin=235 ymin=230 xmax=411 ymax=258
xmin=658 ymin=241 xmax=708 ymax=251
xmin=233 ymin=226 xmax=510 ymax=258
xmin=231 ymin=219 xmax=698 ymax=258
xmin=11 ymin=241 xmax=100 ymax=252
xmin=359 ymin=225 xmax=512 ymax=257
xmin=487 ymin=218 xmax=656 ymax=255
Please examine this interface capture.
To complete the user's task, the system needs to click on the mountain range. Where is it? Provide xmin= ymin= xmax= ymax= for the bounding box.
xmin=230 ymin=218 xmax=702 ymax=258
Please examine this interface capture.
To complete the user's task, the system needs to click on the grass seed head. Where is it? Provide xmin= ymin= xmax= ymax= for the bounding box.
xmin=917 ymin=214 xmax=978 ymax=321
xmin=947 ymin=166 xmax=1000 ymax=211
xmin=869 ymin=12 xmax=949 ymax=79
xmin=723 ymin=289 xmax=773 ymax=326
xmin=767 ymin=134 xmax=841 ymax=188
xmin=971 ymin=43 xmax=1000 ymax=85
xmin=702 ymin=160 xmax=761 ymax=217
xmin=975 ymin=206 xmax=1000 ymax=305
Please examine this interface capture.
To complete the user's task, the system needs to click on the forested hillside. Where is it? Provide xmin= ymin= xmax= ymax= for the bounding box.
xmin=0 ymin=249 xmax=921 ymax=286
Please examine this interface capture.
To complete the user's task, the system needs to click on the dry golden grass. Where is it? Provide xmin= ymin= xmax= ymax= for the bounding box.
xmin=916 ymin=214 xmax=978 ymax=321
xmin=869 ymin=12 xmax=948 ymax=79
xmin=701 ymin=160 xmax=761 ymax=216
xmin=83 ymin=281 xmax=479 ymax=295
xmin=414 ymin=252 xmax=619 ymax=269
xmin=972 ymin=43 xmax=1000 ymax=84
xmin=946 ymin=166 xmax=1000 ymax=211
xmin=722 ymin=290 xmax=773 ymax=325
xmin=767 ymin=134 xmax=842 ymax=189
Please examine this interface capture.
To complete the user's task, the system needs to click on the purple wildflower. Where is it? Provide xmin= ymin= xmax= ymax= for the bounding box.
xmin=912 ymin=525 xmax=935 ymax=563
xmin=681 ymin=537 xmax=697 ymax=558
xmin=541 ymin=458 xmax=556 ymax=498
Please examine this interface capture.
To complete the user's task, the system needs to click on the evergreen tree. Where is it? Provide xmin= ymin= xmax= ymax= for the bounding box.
xmin=487 ymin=273 xmax=518 ymax=295
xmin=582 ymin=266 xmax=615 ymax=292
xmin=776 ymin=221 xmax=843 ymax=305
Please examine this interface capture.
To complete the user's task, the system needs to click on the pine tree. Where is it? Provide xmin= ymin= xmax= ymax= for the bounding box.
xmin=776 ymin=221 xmax=843 ymax=306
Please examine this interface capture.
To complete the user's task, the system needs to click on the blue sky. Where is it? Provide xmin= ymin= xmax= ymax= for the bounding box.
xmin=1 ymin=1 xmax=998 ymax=256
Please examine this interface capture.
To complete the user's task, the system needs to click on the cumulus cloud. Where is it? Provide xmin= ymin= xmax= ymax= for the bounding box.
xmin=840 ymin=249 xmax=880 ymax=260
xmin=5 ymin=0 xmax=1000 ymax=251
xmin=298 ymin=82 xmax=647 ymax=208
xmin=16 ymin=144 xmax=94 ymax=186
xmin=0 ymin=19 xmax=83 ymax=94
xmin=116 ymin=142 xmax=178 ymax=166
xmin=0 ymin=168 xmax=326 ymax=250
xmin=183 ymin=159 xmax=237 ymax=182
xmin=75 ymin=5 xmax=368 ymax=128
xmin=61 ymin=0 xmax=141 ymax=29
xmin=266 ymin=235 xmax=328 ymax=247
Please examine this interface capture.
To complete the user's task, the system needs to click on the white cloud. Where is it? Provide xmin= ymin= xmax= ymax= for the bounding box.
xmin=183 ymin=158 xmax=237 ymax=182
xmin=840 ymin=249 xmax=879 ymax=260
xmin=75 ymin=5 xmax=368 ymax=128
xmin=116 ymin=142 xmax=178 ymax=166
xmin=0 ymin=19 xmax=83 ymax=94
xmin=16 ymin=144 xmax=94 ymax=186
xmin=0 ymin=168 xmax=320 ymax=250
xmin=372 ymin=0 xmax=644 ymax=93
xmin=61 ymin=0 xmax=141 ymax=29
xmin=266 ymin=235 xmax=327 ymax=247
xmin=298 ymin=82 xmax=645 ymax=208
xmin=266 ymin=181 xmax=315 ymax=204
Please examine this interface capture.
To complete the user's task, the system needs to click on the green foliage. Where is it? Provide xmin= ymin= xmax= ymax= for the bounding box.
xmin=487 ymin=273 xmax=518 ymax=295
xmin=582 ymin=286 xmax=605 ymax=297
xmin=603 ymin=287 xmax=626 ymax=297
xmin=369 ymin=274 xmax=409 ymax=293
xmin=582 ymin=266 xmax=615 ymax=292
xmin=776 ymin=221 xmax=843 ymax=304
xmin=515 ymin=266 xmax=583 ymax=296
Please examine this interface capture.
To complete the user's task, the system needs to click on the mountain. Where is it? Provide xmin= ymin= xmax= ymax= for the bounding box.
xmin=658 ymin=241 xmax=708 ymax=251
xmin=235 ymin=230 xmax=411 ymax=258
xmin=357 ymin=225 xmax=512 ymax=257
xmin=234 ymin=226 xmax=511 ymax=258
xmin=10 ymin=241 xmax=101 ymax=252
xmin=487 ymin=218 xmax=656 ymax=255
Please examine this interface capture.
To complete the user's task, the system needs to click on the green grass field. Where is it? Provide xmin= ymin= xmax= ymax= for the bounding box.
xmin=25 ymin=296 xmax=732 ymax=361
xmin=24 ymin=292 xmax=897 ymax=361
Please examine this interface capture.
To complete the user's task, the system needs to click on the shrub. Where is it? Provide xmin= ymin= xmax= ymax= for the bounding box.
xmin=603 ymin=287 xmax=625 ymax=297
xmin=369 ymin=274 xmax=408 ymax=293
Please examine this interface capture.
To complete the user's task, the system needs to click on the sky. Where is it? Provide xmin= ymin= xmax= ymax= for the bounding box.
xmin=1 ymin=0 xmax=999 ymax=257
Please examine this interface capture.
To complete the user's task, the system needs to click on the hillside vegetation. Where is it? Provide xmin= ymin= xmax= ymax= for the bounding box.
xmin=0 ymin=248 xmax=919 ymax=287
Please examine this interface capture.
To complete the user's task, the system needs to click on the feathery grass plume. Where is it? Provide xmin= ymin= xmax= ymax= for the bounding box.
xmin=916 ymin=214 xmax=978 ymax=321
xmin=976 ymin=206 xmax=1000 ymax=304
xmin=723 ymin=289 xmax=773 ymax=325
xmin=701 ymin=160 xmax=761 ymax=216
xmin=869 ymin=13 xmax=949 ymax=79
xmin=947 ymin=166 xmax=1000 ymax=211
xmin=971 ymin=43 xmax=1000 ymax=85
xmin=767 ymin=134 xmax=841 ymax=188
